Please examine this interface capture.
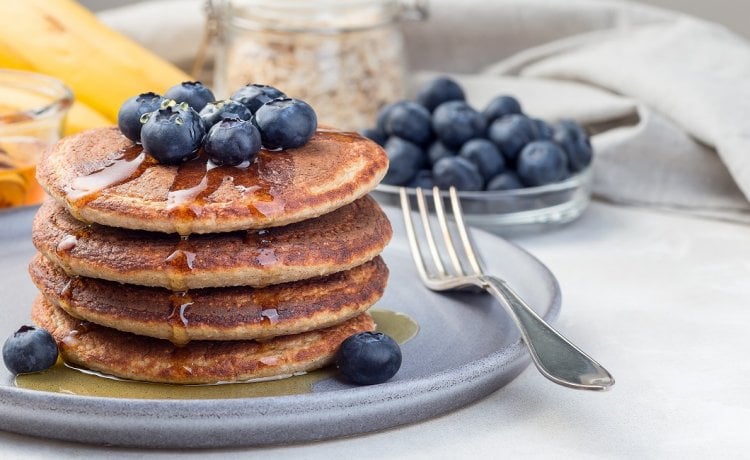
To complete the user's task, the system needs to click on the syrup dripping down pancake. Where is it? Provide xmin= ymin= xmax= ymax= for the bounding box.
xmin=33 ymin=196 xmax=392 ymax=289
xmin=32 ymin=296 xmax=375 ymax=385
xmin=36 ymin=127 xmax=388 ymax=235
xmin=30 ymin=254 xmax=388 ymax=344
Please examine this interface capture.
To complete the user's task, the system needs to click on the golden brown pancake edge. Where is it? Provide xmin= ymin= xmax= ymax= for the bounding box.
xmin=32 ymin=296 xmax=375 ymax=385
xmin=33 ymin=195 xmax=392 ymax=289
xmin=30 ymin=253 xmax=388 ymax=344
xmin=36 ymin=127 xmax=389 ymax=234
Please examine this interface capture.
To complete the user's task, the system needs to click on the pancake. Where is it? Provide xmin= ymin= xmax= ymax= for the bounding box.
xmin=32 ymin=296 xmax=375 ymax=384
xmin=33 ymin=196 xmax=392 ymax=289
xmin=30 ymin=253 xmax=388 ymax=344
xmin=36 ymin=126 xmax=388 ymax=234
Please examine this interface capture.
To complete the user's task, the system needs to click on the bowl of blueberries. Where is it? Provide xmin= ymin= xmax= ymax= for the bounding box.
xmin=364 ymin=76 xmax=593 ymax=234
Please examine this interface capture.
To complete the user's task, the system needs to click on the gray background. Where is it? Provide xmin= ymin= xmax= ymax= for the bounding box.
xmin=82 ymin=0 xmax=749 ymax=40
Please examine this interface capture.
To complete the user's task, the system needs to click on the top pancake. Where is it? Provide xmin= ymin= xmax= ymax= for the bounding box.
xmin=37 ymin=126 xmax=388 ymax=234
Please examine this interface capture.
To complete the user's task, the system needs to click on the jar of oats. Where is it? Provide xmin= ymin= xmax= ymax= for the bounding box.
xmin=210 ymin=0 xmax=426 ymax=131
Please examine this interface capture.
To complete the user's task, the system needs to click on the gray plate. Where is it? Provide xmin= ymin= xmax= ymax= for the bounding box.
xmin=0 ymin=204 xmax=560 ymax=448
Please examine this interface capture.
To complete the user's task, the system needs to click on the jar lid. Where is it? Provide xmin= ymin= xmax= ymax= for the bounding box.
xmin=212 ymin=0 xmax=426 ymax=33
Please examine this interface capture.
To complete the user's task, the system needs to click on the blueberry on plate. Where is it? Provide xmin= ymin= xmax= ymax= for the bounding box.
xmin=382 ymin=137 xmax=425 ymax=186
xmin=415 ymin=76 xmax=465 ymax=112
xmin=164 ymin=81 xmax=215 ymax=112
xmin=3 ymin=325 xmax=58 ymax=375
xmin=204 ymin=117 xmax=262 ymax=166
xmin=408 ymin=169 xmax=435 ymax=189
xmin=432 ymin=156 xmax=484 ymax=191
xmin=486 ymin=171 xmax=523 ymax=191
xmin=532 ymin=118 xmax=554 ymax=140
xmin=516 ymin=140 xmax=569 ymax=186
xmin=199 ymin=99 xmax=253 ymax=128
xmin=488 ymin=114 xmax=536 ymax=163
xmin=359 ymin=127 xmax=388 ymax=147
xmin=459 ymin=138 xmax=505 ymax=180
xmin=117 ymin=92 xmax=165 ymax=143
xmin=553 ymin=119 xmax=593 ymax=172
xmin=383 ymin=101 xmax=433 ymax=146
xmin=432 ymin=101 xmax=486 ymax=149
xmin=427 ymin=141 xmax=457 ymax=167
xmin=336 ymin=332 xmax=402 ymax=385
xmin=140 ymin=102 xmax=206 ymax=164
xmin=231 ymin=84 xmax=286 ymax=113
xmin=254 ymin=98 xmax=317 ymax=150
xmin=482 ymin=95 xmax=522 ymax=124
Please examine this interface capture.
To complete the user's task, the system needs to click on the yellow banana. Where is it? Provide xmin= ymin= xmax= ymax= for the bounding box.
xmin=0 ymin=0 xmax=192 ymax=122
xmin=64 ymin=100 xmax=113 ymax=135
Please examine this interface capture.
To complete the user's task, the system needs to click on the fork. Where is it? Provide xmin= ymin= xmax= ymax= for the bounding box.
xmin=400 ymin=186 xmax=614 ymax=391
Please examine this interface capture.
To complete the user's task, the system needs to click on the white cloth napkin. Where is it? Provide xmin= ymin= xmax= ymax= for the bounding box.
xmin=100 ymin=0 xmax=750 ymax=222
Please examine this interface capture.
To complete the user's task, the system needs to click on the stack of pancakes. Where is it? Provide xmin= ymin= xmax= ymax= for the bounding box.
xmin=29 ymin=127 xmax=391 ymax=384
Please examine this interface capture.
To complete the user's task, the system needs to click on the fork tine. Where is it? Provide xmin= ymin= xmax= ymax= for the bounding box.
xmin=449 ymin=187 xmax=483 ymax=275
xmin=415 ymin=187 xmax=447 ymax=277
xmin=432 ymin=186 xmax=464 ymax=276
xmin=399 ymin=187 xmax=431 ymax=282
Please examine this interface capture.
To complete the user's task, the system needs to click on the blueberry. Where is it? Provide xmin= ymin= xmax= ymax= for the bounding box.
xmin=3 ymin=325 xmax=58 ymax=374
xmin=482 ymin=95 xmax=522 ymax=124
xmin=117 ymin=92 xmax=165 ymax=143
xmin=204 ymin=117 xmax=262 ymax=166
xmin=199 ymin=99 xmax=253 ymax=128
xmin=383 ymin=101 xmax=433 ymax=146
xmin=415 ymin=76 xmax=465 ymax=112
xmin=516 ymin=140 xmax=569 ymax=186
xmin=408 ymin=169 xmax=435 ymax=189
xmin=231 ymin=84 xmax=286 ymax=113
xmin=432 ymin=156 xmax=484 ymax=191
xmin=336 ymin=332 xmax=401 ymax=385
xmin=459 ymin=138 xmax=505 ymax=180
xmin=427 ymin=141 xmax=456 ymax=167
xmin=532 ymin=118 xmax=554 ymax=140
xmin=163 ymin=81 xmax=215 ymax=112
xmin=140 ymin=102 xmax=206 ymax=164
xmin=375 ymin=102 xmax=398 ymax=133
xmin=382 ymin=137 xmax=424 ymax=185
xmin=488 ymin=114 xmax=536 ymax=163
xmin=553 ymin=119 xmax=593 ymax=172
xmin=254 ymin=98 xmax=317 ymax=150
xmin=359 ymin=127 xmax=388 ymax=147
xmin=486 ymin=171 xmax=523 ymax=191
xmin=432 ymin=101 xmax=486 ymax=149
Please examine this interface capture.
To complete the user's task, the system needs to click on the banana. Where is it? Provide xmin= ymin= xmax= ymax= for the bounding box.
xmin=0 ymin=0 xmax=192 ymax=122
xmin=65 ymin=100 xmax=113 ymax=135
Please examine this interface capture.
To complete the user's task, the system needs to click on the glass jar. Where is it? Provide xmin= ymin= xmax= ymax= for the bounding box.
xmin=0 ymin=69 xmax=72 ymax=208
xmin=209 ymin=0 xmax=426 ymax=131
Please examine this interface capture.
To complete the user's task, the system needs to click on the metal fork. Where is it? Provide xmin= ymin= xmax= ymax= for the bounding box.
xmin=400 ymin=186 xmax=614 ymax=391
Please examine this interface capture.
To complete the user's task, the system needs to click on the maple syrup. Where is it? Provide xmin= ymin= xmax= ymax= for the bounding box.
xmin=15 ymin=309 xmax=419 ymax=399
xmin=63 ymin=144 xmax=292 ymax=235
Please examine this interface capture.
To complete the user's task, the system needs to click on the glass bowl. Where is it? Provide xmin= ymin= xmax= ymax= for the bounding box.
xmin=372 ymin=167 xmax=593 ymax=235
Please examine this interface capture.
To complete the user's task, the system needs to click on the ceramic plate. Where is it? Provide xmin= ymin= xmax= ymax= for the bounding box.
xmin=0 ymin=203 xmax=560 ymax=448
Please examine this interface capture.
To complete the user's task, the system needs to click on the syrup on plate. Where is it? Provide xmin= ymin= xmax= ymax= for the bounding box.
xmin=15 ymin=309 xmax=419 ymax=399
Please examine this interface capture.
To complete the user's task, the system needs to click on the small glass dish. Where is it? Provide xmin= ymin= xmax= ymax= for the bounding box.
xmin=373 ymin=166 xmax=593 ymax=235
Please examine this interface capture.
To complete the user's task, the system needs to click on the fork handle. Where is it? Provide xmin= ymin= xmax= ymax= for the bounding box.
xmin=481 ymin=276 xmax=614 ymax=391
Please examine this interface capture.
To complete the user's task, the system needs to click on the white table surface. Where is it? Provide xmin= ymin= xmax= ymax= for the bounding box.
xmin=1 ymin=200 xmax=748 ymax=458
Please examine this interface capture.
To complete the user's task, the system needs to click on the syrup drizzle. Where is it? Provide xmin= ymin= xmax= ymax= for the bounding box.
xmin=56 ymin=234 xmax=78 ymax=252
xmin=165 ymin=236 xmax=197 ymax=291
xmin=167 ymin=291 xmax=193 ymax=346
xmin=60 ymin=277 xmax=79 ymax=302
xmin=64 ymin=145 xmax=149 ymax=205
xmin=65 ymin=144 xmax=295 ymax=235
xmin=261 ymin=308 xmax=280 ymax=325
xmin=61 ymin=320 xmax=93 ymax=347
